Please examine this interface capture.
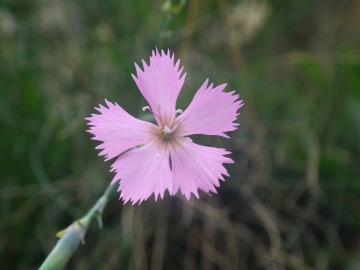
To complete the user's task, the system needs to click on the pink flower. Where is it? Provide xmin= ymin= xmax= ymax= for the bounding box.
xmin=86 ymin=49 xmax=243 ymax=204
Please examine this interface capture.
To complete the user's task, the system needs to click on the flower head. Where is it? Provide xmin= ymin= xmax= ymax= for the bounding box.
xmin=86 ymin=49 xmax=243 ymax=204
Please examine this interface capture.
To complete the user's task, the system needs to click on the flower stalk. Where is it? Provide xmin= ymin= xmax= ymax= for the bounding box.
xmin=39 ymin=183 xmax=116 ymax=270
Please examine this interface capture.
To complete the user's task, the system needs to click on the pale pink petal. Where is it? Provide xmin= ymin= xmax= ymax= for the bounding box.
xmin=86 ymin=100 xmax=158 ymax=161
xmin=175 ymin=80 xmax=243 ymax=138
xmin=132 ymin=49 xmax=186 ymax=125
xmin=169 ymin=139 xmax=233 ymax=200
xmin=111 ymin=140 xmax=173 ymax=204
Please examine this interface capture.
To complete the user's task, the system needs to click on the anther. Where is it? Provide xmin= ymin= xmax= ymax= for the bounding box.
xmin=142 ymin=106 xmax=151 ymax=112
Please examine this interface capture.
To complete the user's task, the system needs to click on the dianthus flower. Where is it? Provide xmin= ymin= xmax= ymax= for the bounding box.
xmin=86 ymin=49 xmax=243 ymax=204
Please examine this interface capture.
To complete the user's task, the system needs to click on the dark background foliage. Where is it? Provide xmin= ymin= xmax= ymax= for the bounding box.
xmin=1 ymin=0 xmax=360 ymax=269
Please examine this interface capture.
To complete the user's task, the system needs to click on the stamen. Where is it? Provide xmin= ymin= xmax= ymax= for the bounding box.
xmin=163 ymin=125 xmax=173 ymax=134
xmin=162 ymin=124 xmax=178 ymax=134
xmin=169 ymin=108 xmax=183 ymax=127
xmin=143 ymin=104 xmax=164 ymax=127
xmin=175 ymin=109 xmax=183 ymax=114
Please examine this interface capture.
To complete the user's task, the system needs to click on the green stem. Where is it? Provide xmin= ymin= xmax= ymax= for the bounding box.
xmin=39 ymin=183 xmax=116 ymax=270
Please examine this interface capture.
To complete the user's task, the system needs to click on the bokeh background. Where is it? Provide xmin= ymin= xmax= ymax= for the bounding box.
xmin=1 ymin=0 xmax=360 ymax=269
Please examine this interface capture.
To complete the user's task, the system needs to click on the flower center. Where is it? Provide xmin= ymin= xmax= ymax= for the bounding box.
xmin=143 ymin=104 xmax=183 ymax=141
xmin=141 ymin=105 xmax=187 ymax=159
xmin=161 ymin=124 xmax=178 ymax=140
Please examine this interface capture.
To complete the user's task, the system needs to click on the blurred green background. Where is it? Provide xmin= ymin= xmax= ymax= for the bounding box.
xmin=1 ymin=0 xmax=360 ymax=269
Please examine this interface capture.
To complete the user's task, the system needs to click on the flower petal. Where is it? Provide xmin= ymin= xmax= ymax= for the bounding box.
xmin=169 ymin=139 xmax=233 ymax=200
xmin=86 ymin=100 xmax=158 ymax=161
xmin=175 ymin=79 xmax=243 ymax=138
xmin=111 ymin=140 xmax=173 ymax=204
xmin=132 ymin=49 xmax=186 ymax=126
